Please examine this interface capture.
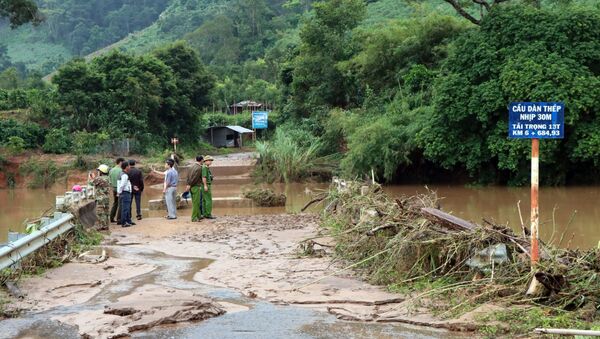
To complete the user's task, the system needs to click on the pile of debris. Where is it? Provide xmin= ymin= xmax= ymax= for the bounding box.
xmin=243 ymin=188 xmax=286 ymax=207
xmin=321 ymin=181 xmax=600 ymax=314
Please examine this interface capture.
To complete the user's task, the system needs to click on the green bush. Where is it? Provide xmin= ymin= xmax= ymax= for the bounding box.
xmin=0 ymin=119 xmax=45 ymax=148
xmin=43 ymin=128 xmax=71 ymax=154
xmin=0 ymin=154 xmax=7 ymax=170
xmin=0 ymin=89 xmax=31 ymax=110
xmin=4 ymin=136 xmax=26 ymax=155
xmin=72 ymin=131 xmax=109 ymax=155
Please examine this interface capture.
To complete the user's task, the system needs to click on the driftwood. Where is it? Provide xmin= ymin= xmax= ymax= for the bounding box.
xmin=526 ymin=272 xmax=566 ymax=297
xmin=4 ymin=281 xmax=24 ymax=299
xmin=326 ymin=307 xmax=478 ymax=331
xmin=301 ymin=196 xmax=326 ymax=212
xmin=534 ymin=328 xmax=600 ymax=336
xmin=421 ymin=207 xmax=477 ymax=232
xmin=366 ymin=223 xmax=398 ymax=236
xmin=287 ymin=297 xmax=404 ymax=306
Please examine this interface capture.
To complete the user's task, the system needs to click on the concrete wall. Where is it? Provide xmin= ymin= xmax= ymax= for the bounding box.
xmin=209 ymin=128 xmax=237 ymax=148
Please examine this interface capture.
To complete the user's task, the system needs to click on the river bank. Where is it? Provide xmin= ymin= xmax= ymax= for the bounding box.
xmin=3 ymin=179 xmax=600 ymax=337
xmin=4 ymin=182 xmax=600 ymax=249
xmin=1 ymin=214 xmax=472 ymax=338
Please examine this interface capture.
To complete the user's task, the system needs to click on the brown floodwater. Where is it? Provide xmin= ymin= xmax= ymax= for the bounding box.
xmin=1 ymin=182 xmax=599 ymax=249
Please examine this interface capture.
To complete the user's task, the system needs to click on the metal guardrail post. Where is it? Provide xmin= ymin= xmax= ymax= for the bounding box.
xmin=0 ymin=213 xmax=75 ymax=271
xmin=0 ymin=183 xmax=99 ymax=271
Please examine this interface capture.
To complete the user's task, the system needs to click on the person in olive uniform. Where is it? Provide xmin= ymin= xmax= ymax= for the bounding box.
xmin=92 ymin=164 xmax=111 ymax=230
xmin=201 ymin=155 xmax=215 ymax=219
xmin=185 ymin=155 xmax=204 ymax=222
xmin=109 ymin=157 xmax=125 ymax=223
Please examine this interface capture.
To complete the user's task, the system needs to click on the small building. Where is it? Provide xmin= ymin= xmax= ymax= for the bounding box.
xmin=207 ymin=125 xmax=254 ymax=148
xmin=229 ymin=100 xmax=263 ymax=115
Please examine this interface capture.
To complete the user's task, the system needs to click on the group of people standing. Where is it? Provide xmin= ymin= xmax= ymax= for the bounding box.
xmin=89 ymin=155 xmax=215 ymax=229
xmin=152 ymin=155 xmax=215 ymax=221
xmin=106 ymin=158 xmax=145 ymax=227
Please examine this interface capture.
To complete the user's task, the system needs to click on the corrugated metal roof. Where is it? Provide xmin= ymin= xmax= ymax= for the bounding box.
xmin=226 ymin=125 xmax=254 ymax=134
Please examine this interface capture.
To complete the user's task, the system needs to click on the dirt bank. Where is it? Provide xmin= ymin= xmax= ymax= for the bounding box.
xmin=3 ymin=213 xmax=487 ymax=337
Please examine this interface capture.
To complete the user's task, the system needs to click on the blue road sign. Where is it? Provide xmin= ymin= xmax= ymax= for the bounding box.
xmin=508 ymin=102 xmax=564 ymax=139
xmin=252 ymin=111 xmax=268 ymax=129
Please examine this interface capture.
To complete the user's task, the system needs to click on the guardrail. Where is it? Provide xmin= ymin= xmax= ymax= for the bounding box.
xmin=0 ymin=182 xmax=95 ymax=271
xmin=0 ymin=212 xmax=75 ymax=271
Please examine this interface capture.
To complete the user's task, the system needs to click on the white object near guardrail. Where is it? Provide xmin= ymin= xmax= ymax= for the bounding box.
xmin=64 ymin=192 xmax=72 ymax=204
xmin=56 ymin=196 xmax=65 ymax=210
xmin=0 ymin=212 xmax=74 ymax=271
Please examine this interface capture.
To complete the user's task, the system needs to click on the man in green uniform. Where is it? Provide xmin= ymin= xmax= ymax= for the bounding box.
xmin=109 ymin=157 xmax=124 ymax=224
xmin=93 ymin=164 xmax=111 ymax=230
xmin=201 ymin=155 xmax=215 ymax=219
xmin=185 ymin=155 xmax=204 ymax=222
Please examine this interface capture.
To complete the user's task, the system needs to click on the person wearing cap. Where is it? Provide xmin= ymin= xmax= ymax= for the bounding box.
xmin=164 ymin=158 xmax=178 ymax=220
xmin=127 ymin=159 xmax=144 ymax=220
xmin=185 ymin=155 xmax=204 ymax=222
xmin=92 ymin=164 xmax=111 ymax=230
xmin=201 ymin=155 xmax=215 ymax=219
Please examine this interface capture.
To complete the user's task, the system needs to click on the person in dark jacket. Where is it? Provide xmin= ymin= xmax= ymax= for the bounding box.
xmin=185 ymin=156 xmax=204 ymax=222
xmin=127 ymin=159 xmax=145 ymax=220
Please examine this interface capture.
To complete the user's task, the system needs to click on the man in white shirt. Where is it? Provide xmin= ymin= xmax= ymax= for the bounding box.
xmin=117 ymin=161 xmax=135 ymax=227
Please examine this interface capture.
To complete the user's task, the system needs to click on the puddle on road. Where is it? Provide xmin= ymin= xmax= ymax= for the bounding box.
xmin=0 ymin=244 xmax=464 ymax=339
xmin=85 ymin=245 xmax=215 ymax=304
xmin=132 ymin=302 xmax=463 ymax=339
xmin=2 ymin=319 xmax=80 ymax=339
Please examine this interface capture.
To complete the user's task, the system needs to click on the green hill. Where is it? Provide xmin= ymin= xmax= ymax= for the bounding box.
xmin=0 ymin=0 xmax=170 ymax=74
xmin=1 ymin=0 xmax=454 ymax=75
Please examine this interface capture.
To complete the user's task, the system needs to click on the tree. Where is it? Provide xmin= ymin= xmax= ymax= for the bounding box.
xmin=438 ymin=0 xmax=568 ymax=25
xmin=441 ymin=0 xmax=509 ymax=25
xmin=420 ymin=6 xmax=600 ymax=184
xmin=154 ymin=42 xmax=215 ymax=142
xmin=341 ymin=14 xmax=467 ymax=100
xmin=287 ymin=0 xmax=366 ymax=117
xmin=52 ymin=58 xmax=104 ymax=131
xmin=0 ymin=44 xmax=11 ymax=71
xmin=0 ymin=0 xmax=43 ymax=28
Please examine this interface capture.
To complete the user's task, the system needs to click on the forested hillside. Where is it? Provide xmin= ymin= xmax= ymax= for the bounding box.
xmin=0 ymin=0 xmax=169 ymax=75
xmin=1 ymin=0 xmax=600 ymax=185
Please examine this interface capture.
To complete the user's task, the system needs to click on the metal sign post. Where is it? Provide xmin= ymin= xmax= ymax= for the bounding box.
xmin=509 ymin=102 xmax=564 ymax=266
xmin=171 ymin=137 xmax=179 ymax=152
xmin=530 ymin=138 xmax=539 ymax=264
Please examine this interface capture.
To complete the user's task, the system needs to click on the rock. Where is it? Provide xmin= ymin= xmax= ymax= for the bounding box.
xmin=57 ymin=284 xmax=226 ymax=339
xmin=104 ymin=307 xmax=138 ymax=316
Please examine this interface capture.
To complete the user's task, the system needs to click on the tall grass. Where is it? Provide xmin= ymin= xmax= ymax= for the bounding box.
xmin=255 ymin=129 xmax=338 ymax=183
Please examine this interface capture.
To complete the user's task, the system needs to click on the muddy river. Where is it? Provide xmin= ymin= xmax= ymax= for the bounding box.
xmin=1 ymin=183 xmax=598 ymax=249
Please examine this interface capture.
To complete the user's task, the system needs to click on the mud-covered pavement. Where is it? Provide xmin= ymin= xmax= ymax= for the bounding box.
xmin=1 ymin=214 xmax=472 ymax=338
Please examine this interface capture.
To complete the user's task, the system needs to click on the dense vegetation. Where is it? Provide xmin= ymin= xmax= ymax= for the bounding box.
xmin=0 ymin=0 xmax=168 ymax=74
xmin=1 ymin=0 xmax=600 ymax=185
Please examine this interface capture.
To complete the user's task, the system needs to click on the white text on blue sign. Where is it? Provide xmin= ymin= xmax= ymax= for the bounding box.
xmin=508 ymin=102 xmax=564 ymax=139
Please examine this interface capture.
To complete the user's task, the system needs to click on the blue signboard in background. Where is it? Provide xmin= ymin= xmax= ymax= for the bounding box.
xmin=252 ymin=111 xmax=268 ymax=129
xmin=508 ymin=102 xmax=564 ymax=139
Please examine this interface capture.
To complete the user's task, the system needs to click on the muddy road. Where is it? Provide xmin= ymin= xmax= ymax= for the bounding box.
xmin=1 ymin=214 xmax=470 ymax=338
